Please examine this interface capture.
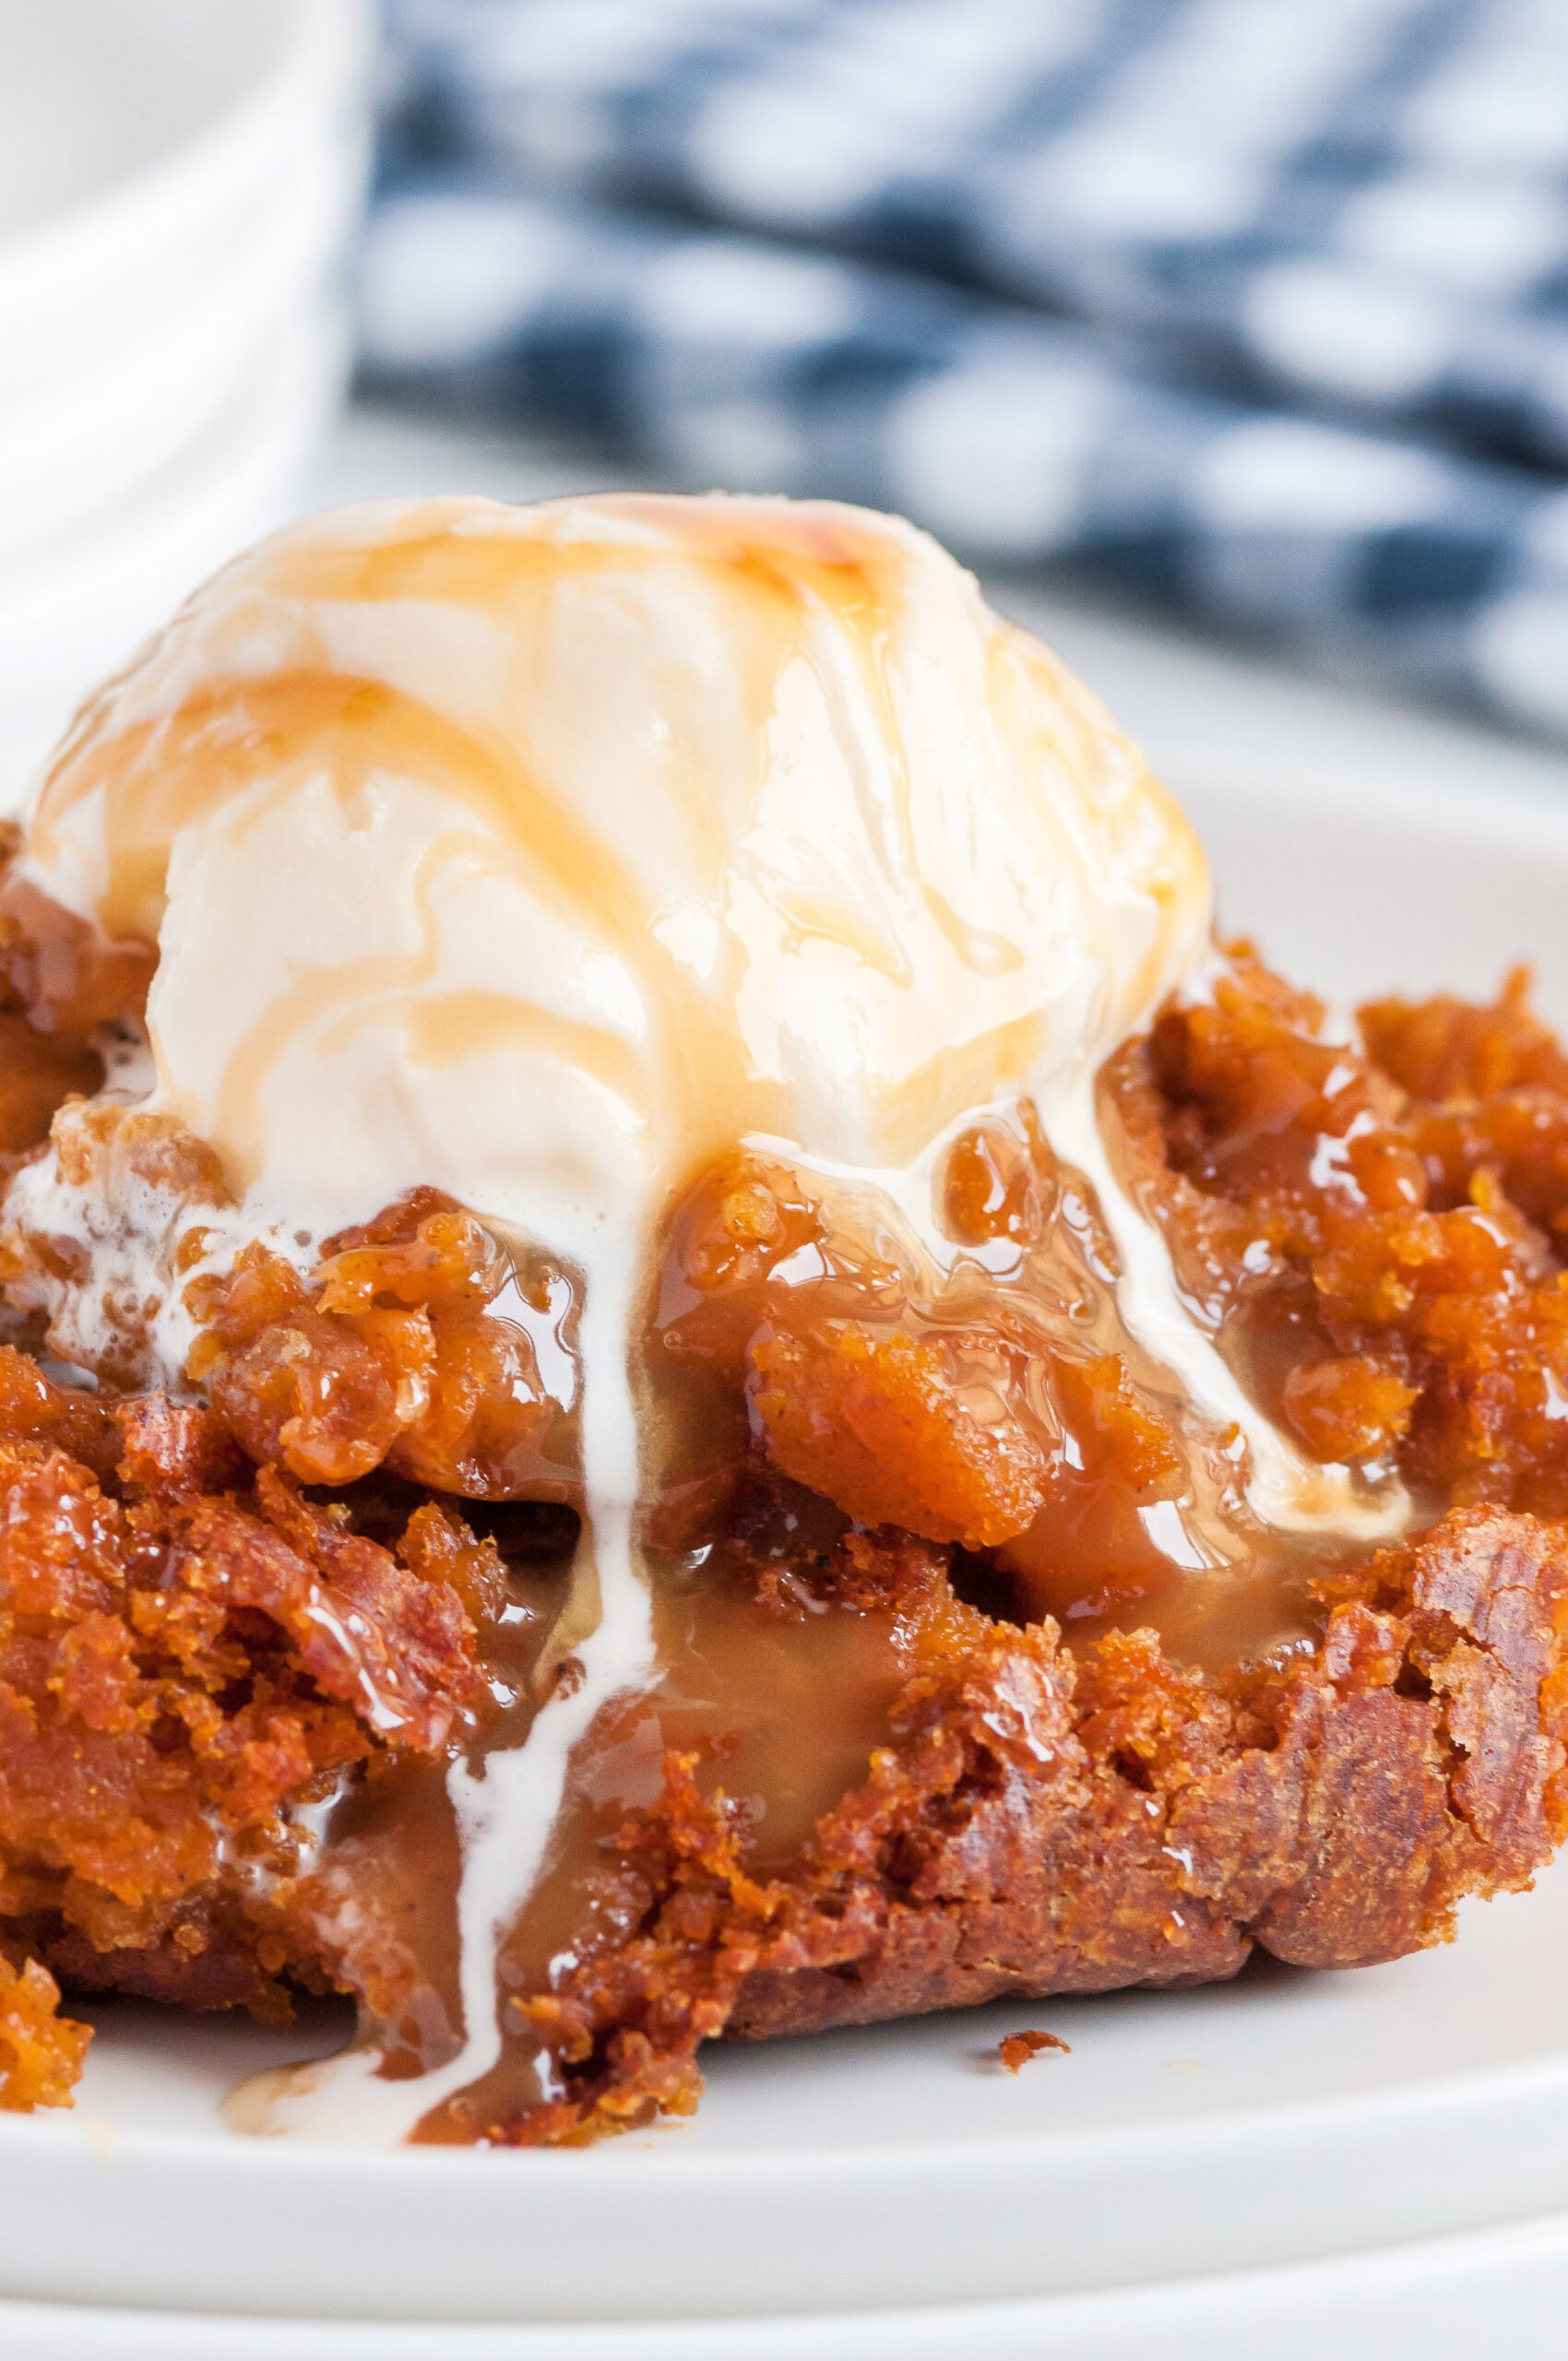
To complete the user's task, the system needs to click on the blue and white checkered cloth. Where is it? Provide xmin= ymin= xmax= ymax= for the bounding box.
xmin=363 ymin=0 xmax=1568 ymax=740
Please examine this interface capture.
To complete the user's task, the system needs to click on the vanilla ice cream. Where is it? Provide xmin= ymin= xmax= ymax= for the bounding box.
xmin=20 ymin=492 xmax=1209 ymax=1230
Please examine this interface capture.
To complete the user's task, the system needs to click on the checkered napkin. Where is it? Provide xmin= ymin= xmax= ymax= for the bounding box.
xmin=363 ymin=0 xmax=1568 ymax=740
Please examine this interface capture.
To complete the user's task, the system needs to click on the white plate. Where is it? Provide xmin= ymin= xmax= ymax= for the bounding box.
xmin=6 ymin=2209 xmax=1568 ymax=2361
xmin=10 ymin=1859 xmax=1568 ymax=2324
xmin=0 ymin=762 xmax=1567 ymax=2340
xmin=0 ymin=0 xmax=368 ymax=386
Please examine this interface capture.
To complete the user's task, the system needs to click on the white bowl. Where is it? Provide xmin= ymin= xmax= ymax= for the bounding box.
xmin=0 ymin=121 xmax=363 ymax=563
xmin=0 ymin=0 xmax=369 ymax=387
xmin=0 ymin=301 xmax=350 ymax=797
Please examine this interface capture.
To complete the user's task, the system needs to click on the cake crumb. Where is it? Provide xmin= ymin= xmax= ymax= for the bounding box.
xmin=998 ymin=2028 xmax=1070 ymax=2073
xmin=0 ymin=1952 xmax=91 ymax=2111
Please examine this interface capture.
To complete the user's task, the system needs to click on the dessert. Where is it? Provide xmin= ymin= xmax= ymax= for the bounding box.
xmin=0 ymin=493 xmax=1564 ymax=2145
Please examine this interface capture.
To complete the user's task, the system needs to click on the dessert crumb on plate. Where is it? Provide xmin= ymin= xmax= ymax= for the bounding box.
xmin=998 ymin=2030 xmax=1071 ymax=2073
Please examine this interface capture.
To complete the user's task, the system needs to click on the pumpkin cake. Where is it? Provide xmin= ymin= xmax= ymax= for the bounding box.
xmin=0 ymin=493 xmax=1562 ymax=2146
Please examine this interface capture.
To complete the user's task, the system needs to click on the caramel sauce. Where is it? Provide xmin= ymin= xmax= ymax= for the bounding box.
xmin=274 ymin=1494 xmax=910 ymax=2142
xmin=671 ymin=1120 xmax=1336 ymax=1667
xmin=242 ymin=1090 xmax=1348 ymax=2136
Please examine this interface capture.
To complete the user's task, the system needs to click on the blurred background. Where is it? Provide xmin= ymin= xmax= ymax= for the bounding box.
xmin=5 ymin=0 xmax=1568 ymax=809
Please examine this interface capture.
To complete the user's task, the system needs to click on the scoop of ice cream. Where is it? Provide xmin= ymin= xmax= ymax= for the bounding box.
xmin=17 ymin=492 xmax=1211 ymax=1275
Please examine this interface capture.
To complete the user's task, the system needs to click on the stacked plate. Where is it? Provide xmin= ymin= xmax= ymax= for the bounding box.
xmin=0 ymin=0 xmax=371 ymax=798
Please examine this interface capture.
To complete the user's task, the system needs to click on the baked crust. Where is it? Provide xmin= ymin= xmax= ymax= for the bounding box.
xmin=3 ymin=1364 xmax=1562 ymax=2138
xmin=729 ymin=1510 xmax=1568 ymax=2038
xmin=501 ymin=1511 xmax=1568 ymax=2139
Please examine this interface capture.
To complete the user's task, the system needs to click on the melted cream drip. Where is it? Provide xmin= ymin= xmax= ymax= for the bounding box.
xmin=5 ymin=492 xmax=1397 ymax=2144
xmin=1035 ymin=1076 xmax=1400 ymax=1539
xmin=752 ymin=1075 xmax=1405 ymax=1548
